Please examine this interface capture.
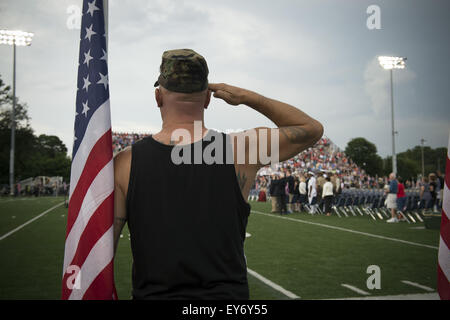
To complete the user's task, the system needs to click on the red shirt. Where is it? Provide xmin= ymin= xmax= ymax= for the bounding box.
xmin=397 ymin=183 xmax=405 ymax=198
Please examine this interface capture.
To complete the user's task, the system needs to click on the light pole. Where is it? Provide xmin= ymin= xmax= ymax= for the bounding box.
xmin=420 ymin=138 xmax=426 ymax=178
xmin=378 ymin=56 xmax=406 ymax=176
xmin=0 ymin=30 xmax=34 ymax=196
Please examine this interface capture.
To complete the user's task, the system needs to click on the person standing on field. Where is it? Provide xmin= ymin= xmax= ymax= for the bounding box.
xmin=396 ymin=176 xmax=406 ymax=221
xmin=277 ymin=172 xmax=288 ymax=214
xmin=307 ymin=172 xmax=318 ymax=214
xmin=269 ymin=174 xmax=280 ymax=213
xmin=299 ymin=175 xmax=308 ymax=212
xmin=113 ymin=49 xmax=323 ymax=299
xmin=322 ymin=176 xmax=334 ymax=216
xmin=386 ymin=173 xmax=399 ymax=223
xmin=286 ymin=170 xmax=295 ymax=214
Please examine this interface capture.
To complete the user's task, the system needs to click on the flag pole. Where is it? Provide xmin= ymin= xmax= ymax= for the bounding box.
xmin=103 ymin=0 xmax=117 ymax=300
xmin=103 ymin=0 xmax=108 ymax=52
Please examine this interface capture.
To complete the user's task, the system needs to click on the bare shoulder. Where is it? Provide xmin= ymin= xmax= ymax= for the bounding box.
xmin=114 ymin=147 xmax=132 ymax=194
xmin=114 ymin=146 xmax=132 ymax=162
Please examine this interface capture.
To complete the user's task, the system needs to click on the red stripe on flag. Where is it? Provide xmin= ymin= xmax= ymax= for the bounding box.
xmin=438 ymin=264 xmax=450 ymax=300
xmin=441 ymin=210 xmax=450 ymax=251
xmin=62 ymin=193 xmax=114 ymax=299
xmin=66 ymin=129 xmax=113 ymax=238
xmin=445 ymin=156 xmax=450 ymax=190
xmin=82 ymin=260 xmax=116 ymax=300
xmin=437 ymin=137 xmax=449 ymax=300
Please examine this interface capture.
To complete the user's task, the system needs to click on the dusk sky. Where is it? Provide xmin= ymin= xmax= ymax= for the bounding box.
xmin=0 ymin=0 xmax=449 ymax=157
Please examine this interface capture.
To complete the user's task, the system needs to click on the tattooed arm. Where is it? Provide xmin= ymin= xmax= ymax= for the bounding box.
xmin=209 ymin=83 xmax=323 ymax=200
xmin=234 ymin=166 xmax=254 ymax=202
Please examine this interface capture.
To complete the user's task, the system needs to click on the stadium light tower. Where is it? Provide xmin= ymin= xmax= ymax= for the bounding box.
xmin=0 ymin=30 xmax=34 ymax=195
xmin=420 ymin=138 xmax=426 ymax=178
xmin=378 ymin=56 xmax=406 ymax=176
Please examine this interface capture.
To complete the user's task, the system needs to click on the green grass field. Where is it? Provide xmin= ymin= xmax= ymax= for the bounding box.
xmin=0 ymin=196 xmax=441 ymax=299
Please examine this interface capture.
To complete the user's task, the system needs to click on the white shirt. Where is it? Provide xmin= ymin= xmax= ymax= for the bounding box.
xmin=299 ymin=182 xmax=307 ymax=195
xmin=322 ymin=181 xmax=334 ymax=197
xmin=308 ymin=177 xmax=317 ymax=198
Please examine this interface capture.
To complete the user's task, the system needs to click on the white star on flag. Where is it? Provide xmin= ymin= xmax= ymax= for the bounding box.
xmin=85 ymin=24 xmax=96 ymax=42
xmin=83 ymin=50 xmax=93 ymax=67
xmin=82 ymin=101 xmax=90 ymax=117
xmin=100 ymin=49 xmax=107 ymax=61
xmin=97 ymin=72 xmax=108 ymax=89
xmin=82 ymin=75 xmax=91 ymax=92
xmin=86 ymin=0 xmax=100 ymax=17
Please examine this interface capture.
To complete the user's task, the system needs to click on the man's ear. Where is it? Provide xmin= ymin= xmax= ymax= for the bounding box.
xmin=204 ymin=89 xmax=212 ymax=109
xmin=155 ymin=88 xmax=163 ymax=108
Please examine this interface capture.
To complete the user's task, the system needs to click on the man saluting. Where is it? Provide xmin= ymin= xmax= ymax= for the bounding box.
xmin=113 ymin=49 xmax=323 ymax=299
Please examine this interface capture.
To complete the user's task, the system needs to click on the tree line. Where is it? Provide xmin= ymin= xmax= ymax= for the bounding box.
xmin=0 ymin=75 xmax=71 ymax=185
xmin=345 ymin=137 xmax=447 ymax=180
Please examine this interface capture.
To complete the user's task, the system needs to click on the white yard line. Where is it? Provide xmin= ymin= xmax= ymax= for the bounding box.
xmin=0 ymin=202 xmax=64 ymax=241
xmin=401 ymin=280 xmax=435 ymax=292
xmin=247 ymin=268 xmax=300 ymax=299
xmin=340 ymin=284 xmax=371 ymax=296
xmin=330 ymin=292 xmax=439 ymax=300
xmin=0 ymin=197 xmax=44 ymax=203
xmin=251 ymin=210 xmax=438 ymax=250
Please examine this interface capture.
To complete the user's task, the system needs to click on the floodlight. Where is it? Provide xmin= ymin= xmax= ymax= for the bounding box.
xmin=0 ymin=30 xmax=34 ymax=46
xmin=378 ymin=56 xmax=406 ymax=70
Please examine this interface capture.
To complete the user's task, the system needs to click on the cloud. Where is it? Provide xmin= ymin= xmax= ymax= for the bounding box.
xmin=109 ymin=0 xmax=209 ymax=47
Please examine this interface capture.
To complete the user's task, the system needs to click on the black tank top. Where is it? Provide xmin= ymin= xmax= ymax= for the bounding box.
xmin=126 ymin=130 xmax=250 ymax=299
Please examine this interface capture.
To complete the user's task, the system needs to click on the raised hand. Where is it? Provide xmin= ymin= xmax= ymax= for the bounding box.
xmin=208 ymin=83 xmax=249 ymax=106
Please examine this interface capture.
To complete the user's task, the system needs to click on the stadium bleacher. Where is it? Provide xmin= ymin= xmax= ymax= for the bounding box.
xmin=113 ymin=132 xmax=150 ymax=154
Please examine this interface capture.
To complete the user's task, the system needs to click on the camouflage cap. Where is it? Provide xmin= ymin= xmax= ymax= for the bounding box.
xmin=154 ymin=49 xmax=209 ymax=93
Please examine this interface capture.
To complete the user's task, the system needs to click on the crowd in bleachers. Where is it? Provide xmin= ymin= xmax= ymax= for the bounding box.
xmin=112 ymin=132 xmax=150 ymax=154
xmin=255 ymin=136 xmax=383 ymax=190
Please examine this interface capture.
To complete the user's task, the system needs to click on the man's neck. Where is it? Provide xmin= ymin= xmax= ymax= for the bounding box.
xmin=153 ymin=119 xmax=208 ymax=145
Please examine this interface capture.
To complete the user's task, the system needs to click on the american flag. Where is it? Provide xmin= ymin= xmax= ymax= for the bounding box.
xmin=62 ymin=0 xmax=117 ymax=300
xmin=438 ymin=131 xmax=450 ymax=300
